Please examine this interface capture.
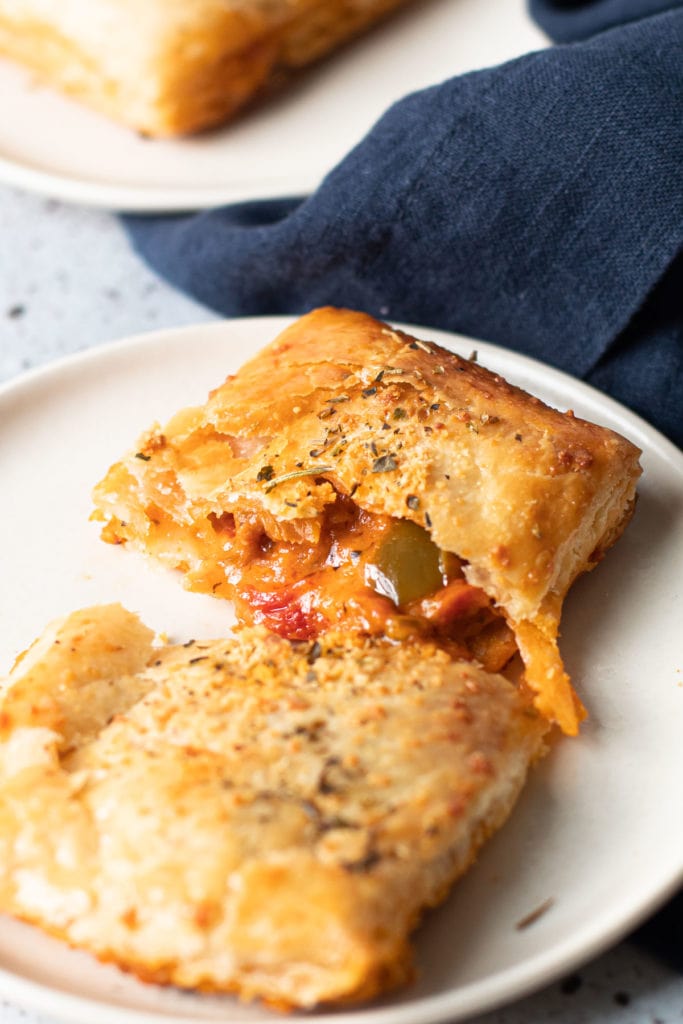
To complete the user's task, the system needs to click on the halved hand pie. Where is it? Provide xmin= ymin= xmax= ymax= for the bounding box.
xmin=92 ymin=308 xmax=642 ymax=733
xmin=0 ymin=604 xmax=546 ymax=1009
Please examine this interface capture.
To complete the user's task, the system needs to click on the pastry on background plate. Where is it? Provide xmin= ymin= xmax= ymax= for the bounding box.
xmin=93 ymin=307 xmax=642 ymax=735
xmin=0 ymin=604 xmax=546 ymax=1009
xmin=0 ymin=0 xmax=417 ymax=136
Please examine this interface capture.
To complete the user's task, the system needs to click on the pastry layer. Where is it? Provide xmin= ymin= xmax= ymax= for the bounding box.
xmin=92 ymin=308 xmax=641 ymax=733
xmin=0 ymin=604 xmax=545 ymax=1008
xmin=0 ymin=0 xmax=415 ymax=135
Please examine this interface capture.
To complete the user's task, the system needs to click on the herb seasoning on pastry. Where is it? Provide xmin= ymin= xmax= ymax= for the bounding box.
xmin=92 ymin=307 xmax=642 ymax=734
xmin=0 ymin=604 xmax=547 ymax=1009
xmin=0 ymin=0 xmax=418 ymax=137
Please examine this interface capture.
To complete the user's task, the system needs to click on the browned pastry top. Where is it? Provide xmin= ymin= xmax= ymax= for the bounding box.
xmin=92 ymin=308 xmax=641 ymax=732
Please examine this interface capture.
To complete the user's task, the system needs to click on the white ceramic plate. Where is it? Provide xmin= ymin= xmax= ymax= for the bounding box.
xmin=1 ymin=318 xmax=682 ymax=1024
xmin=0 ymin=0 xmax=546 ymax=211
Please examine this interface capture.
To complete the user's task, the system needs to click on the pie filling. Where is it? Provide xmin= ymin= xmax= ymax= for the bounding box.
xmin=104 ymin=492 xmax=516 ymax=674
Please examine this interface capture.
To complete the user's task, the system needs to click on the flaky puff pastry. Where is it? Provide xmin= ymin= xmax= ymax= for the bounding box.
xmin=0 ymin=0 xmax=415 ymax=136
xmin=0 ymin=605 xmax=546 ymax=1009
xmin=92 ymin=308 xmax=642 ymax=733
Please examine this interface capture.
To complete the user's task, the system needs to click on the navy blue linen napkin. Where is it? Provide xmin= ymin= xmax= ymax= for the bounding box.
xmin=124 ymin=7 xmax=683 ymax=449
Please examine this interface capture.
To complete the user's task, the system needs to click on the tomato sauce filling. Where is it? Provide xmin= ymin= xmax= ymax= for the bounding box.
xmin=202 ymin=495 xmax=516 ymax=673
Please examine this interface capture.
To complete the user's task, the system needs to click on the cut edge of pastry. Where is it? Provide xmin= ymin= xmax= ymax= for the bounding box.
xmin=91 ymin=310 xmax=641 ymax=735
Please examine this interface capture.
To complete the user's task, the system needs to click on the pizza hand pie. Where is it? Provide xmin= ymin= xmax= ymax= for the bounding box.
xmin=0 ymin=0 xmax=416 ymax=136
xmin=0 ymin=604 xmax=546 ymax=1009
xmin=92 ymin=308 xmax=641 ymax=735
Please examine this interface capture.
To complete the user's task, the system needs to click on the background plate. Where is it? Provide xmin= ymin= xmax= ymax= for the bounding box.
xmin=0 ymin=0 xmax=546 ymax=210
xmin=0 ymin=318 xmax=682 ymax=1024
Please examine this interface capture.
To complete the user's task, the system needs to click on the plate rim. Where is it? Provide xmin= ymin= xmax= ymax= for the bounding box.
xmin=0 ymin=152 xmax=316 ymax=213
xmin=0 ymin=316 xmax=682 ymax=1024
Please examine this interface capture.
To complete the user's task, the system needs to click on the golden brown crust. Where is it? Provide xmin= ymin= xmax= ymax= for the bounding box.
xmin=0 ymin=605 xmax=546 ymax=1008
xmin=93 ymin=308 xmax=641 ymax=733
xmin=0 ymin=0 xmax=415 ymax=136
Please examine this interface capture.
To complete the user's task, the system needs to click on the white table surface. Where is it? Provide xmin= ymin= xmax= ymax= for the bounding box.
xmin=0 ymin=0 xmax=681 ymax=1018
